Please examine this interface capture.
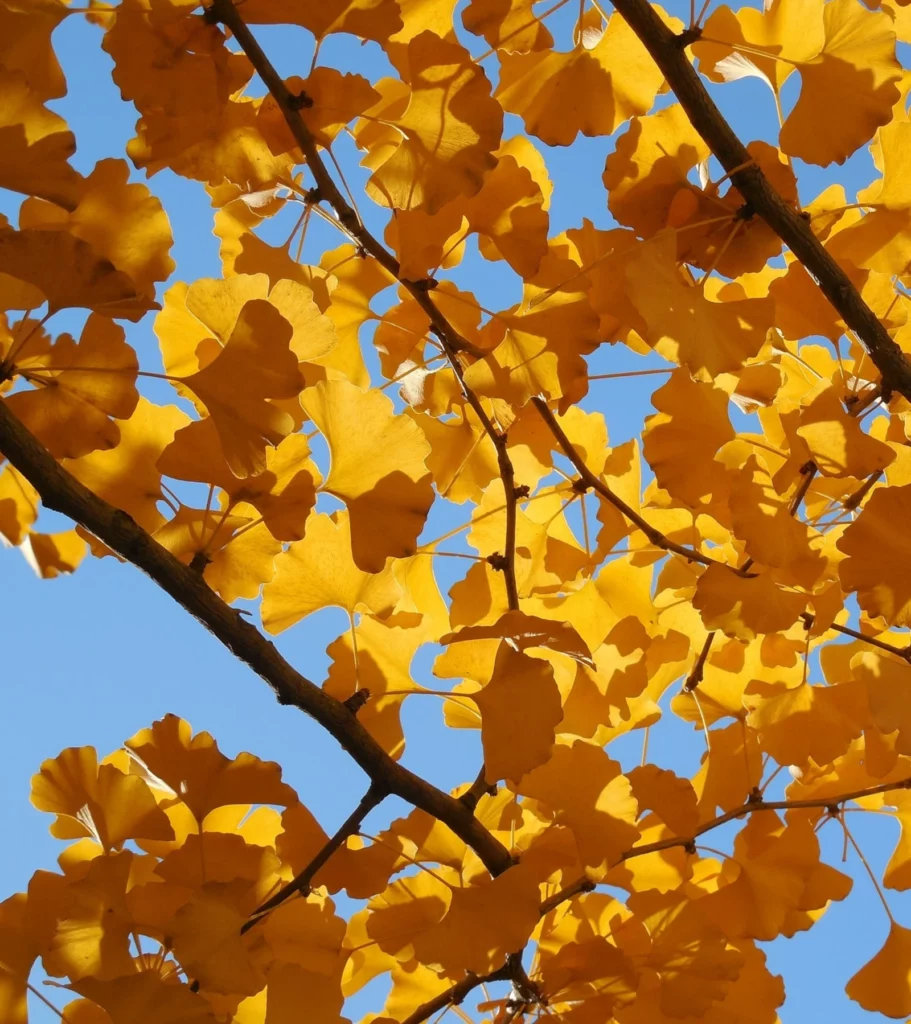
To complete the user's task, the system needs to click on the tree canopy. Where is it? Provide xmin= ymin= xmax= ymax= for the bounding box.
xmin=4 ymin=0 xmax=911 ymax=1020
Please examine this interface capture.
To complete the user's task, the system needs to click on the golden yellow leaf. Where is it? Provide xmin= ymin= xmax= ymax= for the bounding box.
xmin=846 ymin=922 xmax=911 ymax=1017
xmin=363 ymin=32 xmax=502 ymax=213
xmin=262 ymin=511 xmax=401 ymax=634
xmin=496 ymin=8 xmax=681 ymax=146
xmin=302 ymin=380 xmax=434 ymax=571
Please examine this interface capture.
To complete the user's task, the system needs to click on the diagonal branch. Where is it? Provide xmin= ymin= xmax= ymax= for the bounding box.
xmin=533 ymin=396 xmax=750 ymax=574
xmin=408 ymin=772 xmax=911 ymax=1024
xmin=208 ymin=0 xmax=522 ymax=613
xmin=0 ymin=399 xmax=513 ymax=878
xmin=242 ymin=781 xmax=387 ymax=932
xmin=607 ymin=0 xmax=911 ymax=402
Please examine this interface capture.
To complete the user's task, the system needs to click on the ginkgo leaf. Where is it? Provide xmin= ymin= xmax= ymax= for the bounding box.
xmin=626 ymin=232 xmax=773 ymax=378
xmin=694 ymin=563 xmax=807 ymax=641
xmin=0 ymin=892 xmax=46 ymax=1024
xmin=20 ymin=158 xmax=173 ymax=303
xmin=846 ymin=922 xmax=911 ymax=1017
xmin=124 ymin=714 xmax=297 ymax=826
xmin=262 ymin=511 xmax=401 ymax=634
xmin=643 ymin=370 xmax=734 ymax=509
xmin=462 ymin=251 xmax=599 ymax=410
xmin=301 ymin=380 xmax=434 ymax=571
xmin=0 ymin=0 xmax=68 ymax=101
xmin=796 ymin=387 xmax=895 ymax=477
xmin=5 ymin=314 xmax=138 ymax=459
xmin=363 ymin=32 xmax=502 ymax=213
xmin=178 ymin=299 xmax=304 ymax=478
xmin=240 ymin=0 xmax=402 ymax=41
xmin=838 ymin=482 xmax=911 ymax=625
xmin=0 ymin=226 xmax=150 ymax=320
xmin=744 ymin=679 xmax=867 ymax=766
xmin=0 ymin=69 xmax=82 ymax=208
xmin=441 ymin=611 xmax=594 ymax=665
xmin=30 ymin=746 xmax=174 ymax=849
xmin=20 ymin=529 xmax=88 ymax=580
xmin=517 ymin=741 xmax=640 ymax=877
xmin=473 ymin=643 xmax=562 ymax=783
xmin=495 ymin=7 xmax=681 ymax=146
xmin=462 ymin=0 xmax=553 ymax=53
xmin=71 ymin=971 xmax=218 ymax=1024
xmin=779 ymin=0 xmax=902 ymax=166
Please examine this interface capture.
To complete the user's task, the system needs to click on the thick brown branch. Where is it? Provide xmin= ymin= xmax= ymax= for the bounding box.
xmin=533 ymin=397 xmax=748 ymax=574
xmin=0 ymin=399 xmax=513 ymax=878
xmin=608 ymin=0 xmax=911 ymax=402
xmin=242 ymin=782 xmax=387 ymax=932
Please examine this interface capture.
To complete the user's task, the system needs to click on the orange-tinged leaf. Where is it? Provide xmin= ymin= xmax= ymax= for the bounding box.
xmin=0 ymin=69 xmax=82 ymax=208
xmin=30 ymin=746 xmax=174 ymax=849
xmin=5 ymin=314 xmax=138 ymax=459
xmin=846 ymin=922 xmax=911 ymax=1017
xmin=797 ymin=387 xmax=895 ymax=477
xmin=473 ymin=644 xmax=562 ymax=783
xmin=363 ymin=32 xmax=502 ymax=213
xmin=626 ymin=232 xmax=773 ymax=378
xmin=262 ymin=511 xmax=401 ymax=634
xmin=838 ymin=482 xmax=911 ymax=625
xmin=20 ymin=528 xmax=88 ymax=579
xmin=441 ymin=610 xmax=593 ymax=665
xmin=301 ymin=380 xmax=434 ymax=571
xmin=71 ymin=971 xmax=218 ymax=1024
xmin=0 ymin=893 xmax=43 ymax=1024
xmin=124 ymin=714 xmax=297 ymax=825
xmin=694 ymin=563 xmax=807 ymax=641
xmin=179 ymin=299 xmax=303 ymax=478
xmin=779 ymin=0 xmax=901 ymax=166
xmin=19 ymin=158 xmax=174 ymax=302
xmin=745 ymin=679 xmax=867 ymax=766
xmin=496 ymin=8 xmax=681 ymax=146
xmin=518 ymin=742 xmax=640 ymax=877
xmin=0 ymin=226 xmax=150 ymax=320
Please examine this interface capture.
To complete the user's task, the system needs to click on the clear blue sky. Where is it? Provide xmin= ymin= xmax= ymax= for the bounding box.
xmin=1 ymin=4 xmax=909 ymax=1021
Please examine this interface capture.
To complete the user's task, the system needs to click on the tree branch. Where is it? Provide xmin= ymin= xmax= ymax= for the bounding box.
xmin=208 ymin=0 xmax=523 ymax=612
xmin=242 ymin=781 xmax=387 ymax=932
xmin=0 ymin=399 xmax=513 ymax=878
xmin=409 ymin=772 xmax=911 ymax=1024
xmin=607 ymin=0 xmax=911 ymax=402
xmin=532 ymin=397 xmax=749 ymax=574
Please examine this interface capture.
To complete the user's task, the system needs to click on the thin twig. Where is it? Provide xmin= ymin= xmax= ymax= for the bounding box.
xmin=242 ymin=782 xmax=387 ymax=931
xmin=532 ymin=397 xmax=749 ymax=574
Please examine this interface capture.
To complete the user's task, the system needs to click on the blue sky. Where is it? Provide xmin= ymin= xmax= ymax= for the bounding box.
xmin=1 ymin=3 xmax=908 ymax=1021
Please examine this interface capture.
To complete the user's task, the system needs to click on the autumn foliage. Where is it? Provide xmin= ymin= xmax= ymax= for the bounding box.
xmin=8 ymin=0 xmax=911 ymax=1020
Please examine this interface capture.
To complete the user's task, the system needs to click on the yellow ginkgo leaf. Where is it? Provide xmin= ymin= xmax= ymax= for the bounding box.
xmin=179 ymin=299 xmax=304 ymax=478
xmin=0 ymin=69 xmax=82 ymax=209
xmin=846 ymin=922 xmax=911 ymax=1017
xmin=693 ymin=563 xmax=807 ymax=641
xmin=19 ymin=159 xmax=174 ymax=303
xmin=779 ymin=0 xmax=902 ymax=166
xmin=5 ymin=314 xmax=138 ymax=459
xmin=626 ymin=232 xmax=774 ymax=378
xmin=838 ymin=482 xmax=911 ymax=626
xmin=262 ymin=511 xmax=402 ymax=634
xmin=495 ymin=7 xmax=681 ymax=147
xmin=302 ymin=380 xmax=434 ymax=571
xmin=124 ymin=714 xmax=298 ymax=826
xmin=462 ymin=0 xmax=553 ymax=54
xmin=20 ymin=529 xmax=88 ymax=580
xmin=30 ymin=746 xmax=173 ymax=850
xmin=0 ymin=226 xmax=149 ymax=320
xmin=473 ymin=643 xmax=562 ymax=783
xmin=71 ymin=971 xmax=218 ymax=1024
xmin=363 ymin=31 xmax=502 ymax=213
xmin=796 ymin=387 xmax=895 ymax=478
xmin=517 ymin=741 xmax=640 ymax=877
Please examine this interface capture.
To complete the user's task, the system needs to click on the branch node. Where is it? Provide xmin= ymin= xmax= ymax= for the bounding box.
xmin=409 ymin=277 xmax=439 ymax=292
xmin=304 ymin=186 xmax=322 ymax=204
xmin=287 ymin=90 xmax=313 ymax=110
xmin=487 ymin=552 xmax=509 ymax=572
xmin=343 ymin=688 xmax=371 ymax=714
xmin=514 ymin=484 xmax=530 ymax=500
xmin=747 ymin=786 xmax=763 ymax=804
xmin=188 ymin=550 xmax=211 ymax=574
xmin=201 ymin=2 xmax=222 ymax=25
xmin=826 ymin=804 xmax=841 ymax=818
xmin=684 ymin=839 xmax=697 ymax=855
xmin=675 ymin=25 xmax=703 ymax=46
xmin=570 ymin=476 xmax=589 ymax=495
xmin=735 ymin=201 xmax=755 ymax=222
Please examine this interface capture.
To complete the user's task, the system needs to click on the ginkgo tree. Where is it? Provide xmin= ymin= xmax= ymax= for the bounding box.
xmin=6 ymin=0 xmax=911 ymax=1019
